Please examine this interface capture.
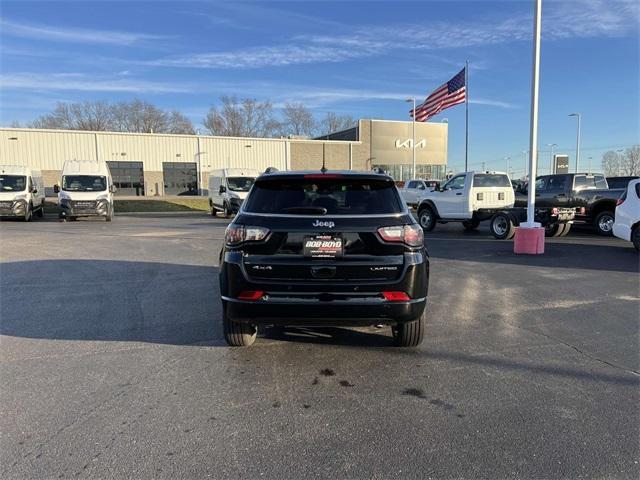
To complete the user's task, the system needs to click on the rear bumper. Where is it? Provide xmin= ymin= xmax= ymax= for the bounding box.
xmin=613 ymin=223 xmax=631 ymax=242
xmin=224 ymin=296 xmax=426 ymax=326
xmin=220 ymin=250 xmax=429 ymax=326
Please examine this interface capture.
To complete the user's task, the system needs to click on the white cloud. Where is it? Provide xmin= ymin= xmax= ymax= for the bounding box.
xmin=0 ymin=73 xmax=190 ymax=93
xmin=146 ymin=0 xmax=637 ymax=71
xmin=0 ymin=18 xmax=168 ymax=46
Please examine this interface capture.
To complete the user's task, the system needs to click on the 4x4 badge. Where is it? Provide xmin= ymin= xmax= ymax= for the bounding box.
xmin=312 ymin=220 xmax=335 ymax=228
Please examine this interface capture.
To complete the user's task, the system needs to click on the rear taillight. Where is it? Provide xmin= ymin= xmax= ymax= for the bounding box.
xmin=382 ymin=291 xmax=410 ymax=302
xmin=224 ymin=224 xmax=270 ymax=246
xmin=551 ymin=207 xmax=559 ymax=216
xmin=377 ymin=224 xmax=424 ymax=247
xmin=617 ymin=192 xmax=626 ymax=206
xmin=238 ymin=290 xmax=265 ymax=301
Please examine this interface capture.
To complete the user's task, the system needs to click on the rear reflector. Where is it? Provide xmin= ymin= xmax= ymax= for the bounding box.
xmin=238 ymin=290 xmax=265 ymax=301
xmin=382 ymin=291 xmax=410 ymax=302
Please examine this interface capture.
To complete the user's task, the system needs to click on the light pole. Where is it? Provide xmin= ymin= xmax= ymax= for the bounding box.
xmin=616 ymin=149 xmax=624 ymax=175
xmin=521 ymin=150 xmax=528 ymax=178
xmin=406 ymin=98 xmax=416 ymax=179
xmin=587 ymin=156 xmax=593 ymax=173
xmin=546 ymin=143 xmax=557 ymax=174
xmin=504 ymin=156 xmax=511 ymax=176
xmin=569 ymin=113 xmax=581 ymax=172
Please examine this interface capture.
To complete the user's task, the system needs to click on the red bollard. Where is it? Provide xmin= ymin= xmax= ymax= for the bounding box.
xmin=514 ymin=226 xmax=545 ymax=254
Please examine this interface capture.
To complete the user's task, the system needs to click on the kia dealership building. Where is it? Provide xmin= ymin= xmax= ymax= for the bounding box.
xmin=0 ymin=119 xmax=447 ymax=196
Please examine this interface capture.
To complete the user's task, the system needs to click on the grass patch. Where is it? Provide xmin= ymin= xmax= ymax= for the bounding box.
xmin=44 ymin=198 xmax=210 ymax=214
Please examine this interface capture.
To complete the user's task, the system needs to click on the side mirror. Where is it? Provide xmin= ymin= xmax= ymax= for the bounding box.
xmin=219 ymin=185 xmax=226 ymax=194
xmin=31 ymin=188 xmax=38 ymax=194
xmin=110 ymin=185 xmax=117 ymax=193
xmin=53 ymin=185 xmax=60 ymax=193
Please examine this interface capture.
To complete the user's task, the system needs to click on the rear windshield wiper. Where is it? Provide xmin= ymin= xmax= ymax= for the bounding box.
xmin=281 ymin=206 xmax=328 ymax=215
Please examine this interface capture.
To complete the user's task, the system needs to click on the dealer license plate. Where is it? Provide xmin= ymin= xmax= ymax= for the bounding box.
xmin=303 ymin=235 xmax=343 ymax=258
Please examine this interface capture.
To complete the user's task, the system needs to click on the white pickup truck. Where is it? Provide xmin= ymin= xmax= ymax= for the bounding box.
xmin=399 ymin=179 xmax=441 ymax=207
xmin=416 ymin=171 xmax=515 ymax=232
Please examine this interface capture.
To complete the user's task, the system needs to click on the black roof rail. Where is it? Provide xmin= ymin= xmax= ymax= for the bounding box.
xmin=264 ymin=167 xmax=279 ymax=174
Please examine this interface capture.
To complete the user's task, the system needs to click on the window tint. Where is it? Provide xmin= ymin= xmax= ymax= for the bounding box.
xmin=573 ymin=175 xmax=601 ymax=189
xmin=62 ymin=175 xmax=106 ymax=192
xmin=547 ymin=176 xmax=567 ymax=191
xmin=244 ymin=177 xmax=403 ymax=215
xmin=472 ymin=174 xmax=511 ymax=188
xmin=227 ymin=177 xmax=255 ymax=192
xmin=407 ymin=181 xmax=417 ymax=188
xmin=0 ymin=175 xmax=26 ymax=192
xmin=445 ymin=175 xmax=466 ymax=190
xmin=535 ymin=178 xmax=546 ymax=191
xmin=594 ymin=176 xmax=607 ymax=189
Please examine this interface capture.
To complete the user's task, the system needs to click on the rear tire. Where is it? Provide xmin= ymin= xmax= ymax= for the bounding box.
xmin=632 ymin=226 xmax=640 ymax=252
xmin=545 ymin=223 xmax=565 ymax=237
xmin=489 ymin=212 xmax=515 ymax=240
xmin=594 ymin=211 xmax=615 ymax=236
xmin=223 ymin=304 xmax=257 ymax=347
xmin=560 ymin=223 xmax=571 ymax=236
xmin=36 ymin=201 xmax=44 ymax=218
xmin=418 ymin=206 xmax=436 ymax=232
xmin=393 ymin=314 xmax=425 ymax=347
xmin=210 ymin=201 xmax=217 ymax=216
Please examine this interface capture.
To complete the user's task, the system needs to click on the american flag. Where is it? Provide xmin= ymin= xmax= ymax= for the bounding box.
xmin=411 ymin=67 xmax=466 ymax=122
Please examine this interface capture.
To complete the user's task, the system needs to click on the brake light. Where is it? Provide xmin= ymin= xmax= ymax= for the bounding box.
xmin=382 ymin=291 xmax=410 ymax=302
xmin=303 ymin=174 xmax=343 ymax=179
xmin=616 ymin=198 xmax=624 ymax=206
xmin=551 ymin=207 xmax=559 ymax=216
xmin=224 ymin=224 xmax=270 ymax=246
xmin=377 ymin=224 xmax=424 ymax=247
xmin=579 ymin=207 xmax=586 ymax=215
xmin=238 ymin=290 xmax=265 ymax=301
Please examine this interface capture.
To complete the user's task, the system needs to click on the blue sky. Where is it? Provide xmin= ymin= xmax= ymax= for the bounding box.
xmin=0 ymin=0 xmax=638 ymax=174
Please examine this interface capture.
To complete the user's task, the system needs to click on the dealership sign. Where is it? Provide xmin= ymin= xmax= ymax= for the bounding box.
xmin=395 ymin=139 xmax=426 ymax=149
xmin=554 ymin=154 xmax=569 ymax=174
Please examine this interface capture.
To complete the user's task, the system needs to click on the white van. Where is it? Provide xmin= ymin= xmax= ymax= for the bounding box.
xmin=0 ymin=165 xmax=45 ymax=221
xmin=54 ymin=160 xmax=116 ymax=221
xmin=208 ymin=168 xmax=259 ymax=217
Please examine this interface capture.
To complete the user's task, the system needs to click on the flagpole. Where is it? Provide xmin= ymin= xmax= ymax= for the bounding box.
xmin=412 ymin=97 xmax=416 ymax=179
xmin=465 ymin=59 xmax=469 ymax=172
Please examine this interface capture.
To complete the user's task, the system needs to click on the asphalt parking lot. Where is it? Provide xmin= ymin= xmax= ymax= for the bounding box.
xmin=1 ymin=213 xmax=638 ymax=479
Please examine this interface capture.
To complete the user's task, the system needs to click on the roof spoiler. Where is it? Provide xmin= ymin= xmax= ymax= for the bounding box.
xmin=264 ymin=167 xmax=279 ymax=174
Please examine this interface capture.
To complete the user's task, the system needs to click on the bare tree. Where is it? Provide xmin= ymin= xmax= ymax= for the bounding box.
xmin=601 ymin=150 xmax=620 ymax=177
xmin=318 ymin=112 xmax=356 ymax=136
xmin=621 ymin=145 xmax=640 ymax=176
xmin=30 ymin=99 xmax=194 ymax=134
xmin=281 ymin=102 xmax=315 ymax=137
xmin=32 ymin=101 xmax=114 ymax=131
xmin=167 ymin=111 xmax=195 ymax=135
xmin=203 ymin=96 xmax=279 ymax=137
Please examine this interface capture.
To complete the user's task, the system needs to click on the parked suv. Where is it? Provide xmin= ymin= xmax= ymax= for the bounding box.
xmin=218 ymin=169 xmax=429 ymax=347
xmin=613 ymin=179 xmax=640 ymax=251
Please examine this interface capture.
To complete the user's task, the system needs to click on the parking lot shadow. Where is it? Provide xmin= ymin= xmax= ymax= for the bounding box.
xmin=0 ymin=260 xmax=223 ymax=345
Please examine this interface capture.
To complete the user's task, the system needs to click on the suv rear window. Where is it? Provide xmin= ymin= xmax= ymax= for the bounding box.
xmin=243 ymin=177 xmax=403 ymax=215
xmin=472 ymin=174 xmax=511 ymax=187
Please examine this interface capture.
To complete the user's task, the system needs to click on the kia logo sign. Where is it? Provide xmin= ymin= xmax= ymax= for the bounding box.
xmin=395 ymin=139 xmax=426 ymax=149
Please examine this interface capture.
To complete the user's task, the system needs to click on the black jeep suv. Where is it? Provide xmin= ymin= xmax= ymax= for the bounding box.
xmin=218 ymin=169 xmax=430 ymax=347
